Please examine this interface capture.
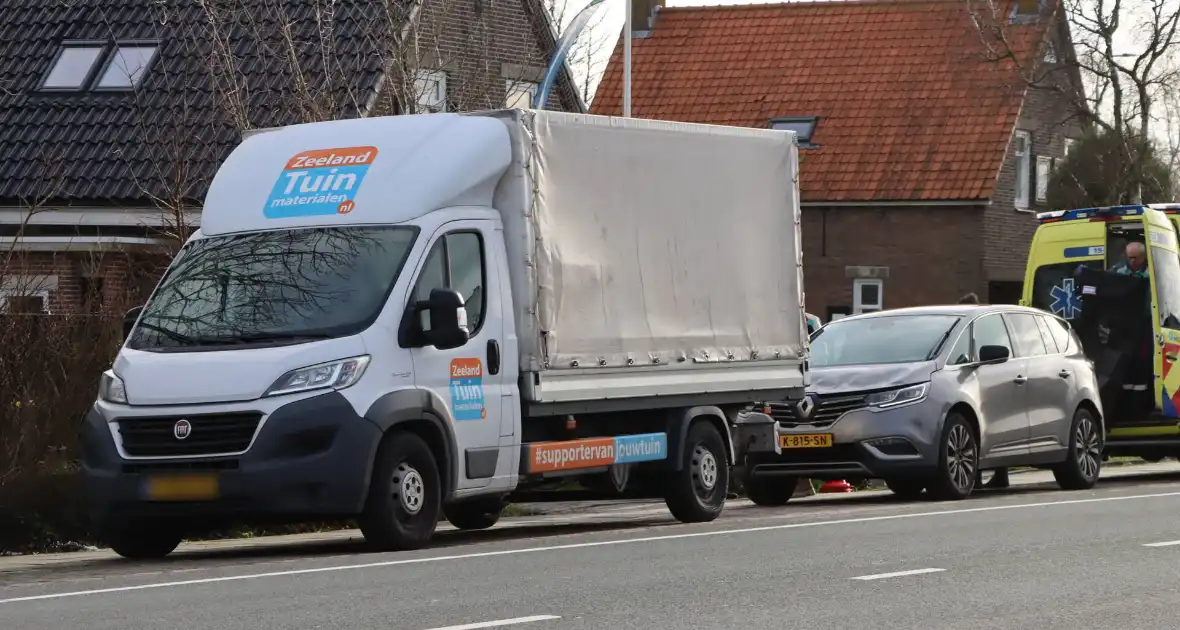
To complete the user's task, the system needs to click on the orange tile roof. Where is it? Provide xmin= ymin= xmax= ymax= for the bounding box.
xmin=591 ymin=0 xmax=1051 ymax=202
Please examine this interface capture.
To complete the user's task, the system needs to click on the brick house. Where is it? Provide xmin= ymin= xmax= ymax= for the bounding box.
xmin=592 ymin=0 xmax=1084 ymax=321
xmin=0 ymin=0 xmax=581 ymax=314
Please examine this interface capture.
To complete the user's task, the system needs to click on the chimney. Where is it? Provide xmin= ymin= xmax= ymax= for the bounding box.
xmin=631 ymin=0 xmax=664 ymax=38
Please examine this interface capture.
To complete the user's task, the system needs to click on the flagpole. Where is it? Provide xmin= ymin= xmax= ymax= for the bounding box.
xmin=623 ymin=1 xmax=632 ymax=117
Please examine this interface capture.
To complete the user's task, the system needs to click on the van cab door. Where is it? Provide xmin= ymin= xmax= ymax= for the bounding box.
xmin=1141 ymin=209 xmax=1180 ymax=417
xmin=405 ymin=220 xmax=507 ymax=491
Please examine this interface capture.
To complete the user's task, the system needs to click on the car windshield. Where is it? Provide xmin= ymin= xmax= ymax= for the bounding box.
xmin=127 ymin=226 xmax=418 ymax=351
xmin=809 ymin=314 xmax=961 ymax=367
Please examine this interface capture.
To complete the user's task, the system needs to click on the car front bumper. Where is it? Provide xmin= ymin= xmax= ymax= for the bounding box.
xmin=734 ymin=399 xmax=943 ymax=479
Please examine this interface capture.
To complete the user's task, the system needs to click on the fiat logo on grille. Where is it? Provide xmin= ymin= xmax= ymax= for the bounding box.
xmin=173 ymin=419 xmax=192 ymax=440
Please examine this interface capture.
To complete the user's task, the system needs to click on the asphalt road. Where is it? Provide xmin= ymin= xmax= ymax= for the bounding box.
xmin=7 ymin=469 xmax=1180 ymax=629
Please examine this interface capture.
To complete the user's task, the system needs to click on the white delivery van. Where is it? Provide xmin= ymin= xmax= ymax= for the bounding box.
xmin=81 ymin=110 xmax=807 ymax=558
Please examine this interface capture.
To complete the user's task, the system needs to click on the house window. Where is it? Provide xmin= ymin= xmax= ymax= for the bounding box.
xmin=1013 ymin=130 xmax=1031 ymax=209
xmin=852 ymin=279 xmax=883 ymax=314
xmin=40 ymin=43 xmax=105 ymax=90
xmin=1035 ymin=155 xmax=1052 ymax=202
xmin=1043 ymin=41 xmax=1058 ymax=64
xmin=770 ymin=117 xmax=820 ymax=148
xmin=95 ymin=44 xmax=158 ymax=90
xmin=506 ymin=79 xmax=539 ymax=109
xmin=1064 ymin=138 xmax=1077 ymax=157
xmin=414 ymin=70 xmax=448 ymax=113
xmin=0 ymin=293 xmax=49 ymax=314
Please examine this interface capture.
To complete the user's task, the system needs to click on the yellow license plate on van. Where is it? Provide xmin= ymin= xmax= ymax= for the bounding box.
xmin=146 ymin=474 xmax=220 ymax=501
xmin=781 ymin=434 xmax=833 ymax=449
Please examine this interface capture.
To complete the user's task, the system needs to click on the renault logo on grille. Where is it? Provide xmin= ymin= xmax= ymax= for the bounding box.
xmin=173 ymin=419 xmax=192 ymax=440
xmin=795 ymin=395 xmax=816 ymax=419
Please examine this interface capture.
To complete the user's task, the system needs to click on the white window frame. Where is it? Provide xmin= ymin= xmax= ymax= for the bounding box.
xmin=414 ymin=70 xmax=447 ymax=113
xmin=505 ymin=79 xmax=538 ymax=109
xmin=1035 ymin=155 xmax=1051 ymax=202
xmin=1013 ymin=130 xmax=1031 ymax=210
xmin=1064 ymin=137 xmax=1077 ymax=156
xmin=40 ymin=43 xmax=106 ymax=91
xmin=852 ymin=278 xmax=883 ymax=314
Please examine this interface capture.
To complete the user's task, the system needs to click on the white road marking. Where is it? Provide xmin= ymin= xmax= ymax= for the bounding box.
xmin=425 ymin=615 xmax=561 ymax=630
xmin=851 ymin=568 xmax=945 ymax=581
xmin=1143 ymin=539 xmax=1180 ymax=547
xmin=3 ymin=489 xmax=1180 ymax=606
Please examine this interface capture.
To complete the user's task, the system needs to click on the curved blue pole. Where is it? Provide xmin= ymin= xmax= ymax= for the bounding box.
xmin=534 ymin=0 xmax=608 ymax=110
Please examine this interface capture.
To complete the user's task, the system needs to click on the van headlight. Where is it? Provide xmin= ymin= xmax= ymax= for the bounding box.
xmin=99 ymin=370 xmax=128 ymax=404
xmin=864 ymin=383 xmax=929 ymax=409
xmin=264 ymin=356 xmax=371 ymax=397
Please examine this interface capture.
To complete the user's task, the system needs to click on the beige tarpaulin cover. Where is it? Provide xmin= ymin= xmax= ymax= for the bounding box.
xmin=486 ymin=110 xmax=805 ymax=373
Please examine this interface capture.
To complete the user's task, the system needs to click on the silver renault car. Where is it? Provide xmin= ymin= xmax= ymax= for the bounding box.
xmin=741 ymin=305 xmax=1104 ymax=504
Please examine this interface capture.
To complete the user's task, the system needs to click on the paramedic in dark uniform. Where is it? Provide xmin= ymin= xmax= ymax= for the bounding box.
xmin=959 ymin=293 xmax=1010 ymax=489
xmin=1109 ymin=241 xmax=1152 ymax=402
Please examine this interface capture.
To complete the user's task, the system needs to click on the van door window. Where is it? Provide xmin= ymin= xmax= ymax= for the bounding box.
xmin=1030 ymin=261 xmax=1104 ymax=321
xmin=1148 ymin=243 xmax=1180 ymax=328
xmin=412 ymin=231 xmax=487 ymax=334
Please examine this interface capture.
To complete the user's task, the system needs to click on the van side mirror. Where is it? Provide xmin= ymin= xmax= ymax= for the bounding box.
xmin=425 ymin=288 xmax=470 ymax=350
xmin=122 ymin=305 xmax=144 ymax=340
xmin=978 ymin=345 xmax=1010 ymax=364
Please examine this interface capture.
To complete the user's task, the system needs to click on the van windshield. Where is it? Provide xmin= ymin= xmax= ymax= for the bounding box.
xmin=127 ymin=226 xmax=418 ymax=351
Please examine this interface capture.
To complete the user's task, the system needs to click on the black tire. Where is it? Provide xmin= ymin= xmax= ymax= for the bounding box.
xmin=443 ymin=498 xmax=504 ymax=531
xmin=664 ymin=421 xmax=729 ymax=522
xmin=926 ymin=412 xmax=978 ymax=501
xmin=743 ymin=466 xmax=794 ymax=506
xmin=1053 ymin=407 xmax=1103 ymax=490
xmin=104 ymin=521 xmax=182 ymax=559
xmin=884 ymin=478 xmax=925 ymax=500
xmin=359 ymin=431 xmax=442 ymax=551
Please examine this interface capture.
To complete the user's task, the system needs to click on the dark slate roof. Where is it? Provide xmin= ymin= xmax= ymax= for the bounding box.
xmin=0 ymin=0 xmax=415 ymax=206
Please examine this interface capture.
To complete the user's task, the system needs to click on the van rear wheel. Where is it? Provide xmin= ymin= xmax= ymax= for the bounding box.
xmin=104 ymin=520 xmax=182 ymax=559
xmin=443 ymin=498 xmax=505 ymax=531
xmin=359 ymin=431 xmax=441 ymax=551
xmin=664 ymin=421 xmax=728 ymax=522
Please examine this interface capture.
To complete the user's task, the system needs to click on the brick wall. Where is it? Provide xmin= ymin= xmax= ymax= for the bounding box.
xmin=370 ymin=0 xmax=579 ymax=116
xmin=1 ymin=250 xmax=166 ymax=314
xmin=801 ymin=205 xmax=987 ymax=319
xmin=984 ymin=12 xmax=1085 ymax=283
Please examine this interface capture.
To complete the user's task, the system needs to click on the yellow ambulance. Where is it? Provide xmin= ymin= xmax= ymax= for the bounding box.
xmin=1022 ymin=203 xmax=1180 ymax=460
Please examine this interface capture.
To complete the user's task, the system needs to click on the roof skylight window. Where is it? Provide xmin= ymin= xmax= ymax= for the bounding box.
xmin=40 ymin=44 xmax=105 ymax=90
xmin=95 ymin=45 xmax=159 ymax=89
xmin=770 ymin=117 xmax=820 ymax=148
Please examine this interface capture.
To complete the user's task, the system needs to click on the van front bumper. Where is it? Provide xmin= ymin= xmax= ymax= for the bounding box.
xmin=81 ymin=391 xmax=382 ymax=526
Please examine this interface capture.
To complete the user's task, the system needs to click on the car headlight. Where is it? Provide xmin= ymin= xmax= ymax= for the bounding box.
xmin=99 ymin=370 xmax=128 ymax=404
xmin=864 ymin=383 xmax=929 ymax=409
xmin=264 ymin=355 xmax=371 ymax=397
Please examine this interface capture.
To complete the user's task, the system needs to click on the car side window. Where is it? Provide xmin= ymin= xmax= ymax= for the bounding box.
xmin=1043 ymin=314 xmax=1073 ymax=354
xmin=1033 ymin=314 xmax=1060 ymax=354
xmin=410 ymin=230 xmax=487 ymax=334
xmin=948 ymin=328 xmax=972 ymax=365
xmin=972 ymin=314 xmax=1013 ymax=361
xmin=1007 ymin=313 xmax=1047 ymax=357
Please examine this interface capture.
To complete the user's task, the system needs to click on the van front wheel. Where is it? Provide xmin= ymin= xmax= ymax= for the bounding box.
xmin=359 ymin=431 xmax=441 ymax=551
